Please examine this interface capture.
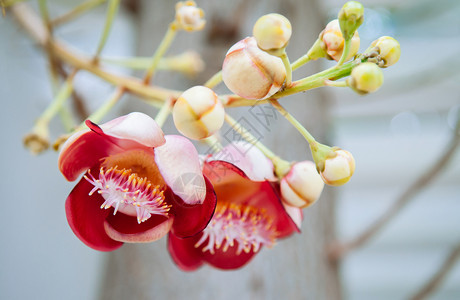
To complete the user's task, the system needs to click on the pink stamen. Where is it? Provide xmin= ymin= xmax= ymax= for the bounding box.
xmin=195 ymin=203 xmax=277 ymax=255
xmin=84 ymin=167 xmax=170 ymax=224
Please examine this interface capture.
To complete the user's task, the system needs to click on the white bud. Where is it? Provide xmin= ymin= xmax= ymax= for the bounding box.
xmin=253 ymin=13 xmax=292 ymax=51
xmin=175 ymin=1 xmax=205 ymax=32
xmin=280 ymin=161 xmax=324 ymax=208
xmin=320 ymin=149 xmax=355 ymax=186
xmin=321 ymin=19 xmax=360 ymax=62
xmin=222 ymin=37 xmax=286 ymax=100
xmin=173 ymin=86 xmax=224 ymax=140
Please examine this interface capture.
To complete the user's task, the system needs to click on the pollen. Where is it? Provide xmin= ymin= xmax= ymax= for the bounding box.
xmin=194 ymin=203 xmax=277 ymax=255
xmin=84 ymin=166 xmax=170 ymax=224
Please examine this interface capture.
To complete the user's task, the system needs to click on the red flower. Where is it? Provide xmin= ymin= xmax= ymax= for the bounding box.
xmin=59 ymin=112 xmax=216 ymax=251
xmin=168 ymin=142 xmax=302 ymax=270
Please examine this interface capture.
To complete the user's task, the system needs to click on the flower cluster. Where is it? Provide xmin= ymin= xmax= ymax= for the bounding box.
xmin=53 ymin=0 xmax=401 ymax=271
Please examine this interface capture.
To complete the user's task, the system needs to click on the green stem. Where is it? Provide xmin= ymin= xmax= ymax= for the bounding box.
xmin=204 ymin=70 xmax=222 ymax=89
xmin=38 ymin=70 xmax=77 ymax=127
xmin=336 ymin=38 xmax=352 ymax=67
xmin=143 ymin=23 xmax=178 ymax=84
xmin=324 ymin=79 xmax=348 ymax=87
xmin=203 ymin=135 xmax=223 ymax=153
xmin=291 ymin=39 xmax=325 ymax=71
xmin=94 ymin=0 xmax=120 ymax=59
xmin=279 ymin=50 xmax=292 ymax=87
xmin=268 ymin=99 xmax=316 ymax=145
xmin=51 ymin=0 xmax=107 ymax=27
xmin=154 ymin=99 xmax=172 ymax=128
xmin=224 ymin=113 xmax=276 ymax=160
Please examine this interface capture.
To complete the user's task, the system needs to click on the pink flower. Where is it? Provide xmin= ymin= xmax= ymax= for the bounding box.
xmin=59 ymin=112 xmax=216 ymax=251
xmin=168 ymin=142 xmax=302 ymax=270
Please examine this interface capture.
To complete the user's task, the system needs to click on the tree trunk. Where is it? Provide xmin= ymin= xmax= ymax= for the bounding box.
xmin=100 ymin=0 xmax=341 ymax=299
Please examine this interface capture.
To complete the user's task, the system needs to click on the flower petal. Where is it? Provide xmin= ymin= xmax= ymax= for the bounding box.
xmin=207 ymin=141 xmax=276 ymax=181
xmin=169 ymin=176 xmax=217 ymax=238
xmin=201 ymin=242 xmax=257 ymax=270
xmin=167 ymin=234 xmax=204 ymax=272
xmin=99 ymin=112 xmax=166 ymax=148
xmin=204 ymin=161 xmax=300 ymax=238
xmin=59 ymin=129 xmax=117 ymax=181
xmin=104 ymin=213 xmax=173 ymax=243
xmin=59 ymin=113 xmax=166 ymax=182
xmin=65 ymin=176 xmax=123 ymax=251
xmin=154 ymin=135 xmax=206 ymax=205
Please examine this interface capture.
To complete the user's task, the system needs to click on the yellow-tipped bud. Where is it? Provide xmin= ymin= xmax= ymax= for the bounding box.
xmin=371 ymin=36 xmax=401 ymax=68
xmin=280 ymin=161 xmax=324 ymax=208
xmin=253 ymin=13 xmax=292 ymax=51
xmin=348 ymin=62 xmax=384 ymax=94
xmin=320 ymin=149 xmax=355 ymax=186
xmin=175 ymin=1 xmax=205 ymax=32
xmin=222 ymin=37 xmax=286 ymax=100
xmin=320 ymin=19 xmax=360 ymax=62
xmin=338 ymin=1 xmax=364 ymax=40
xmin=173 ymin=86 xmax=225 ymax=140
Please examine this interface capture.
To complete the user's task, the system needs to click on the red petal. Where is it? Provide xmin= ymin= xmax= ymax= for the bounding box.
xmin=105 ymin=210 xmax=170 ymax=238
xmin=204 ymin=161 xmax=300 ymax=238
xmin=201 ymin=243 xmax=257 ymax=270
xmin=167 ymin=234 xmax=204 ymax=271
xmin=65 ymin=177 xmax=123 ymax=251
xmin=169 ymin=176 xmax=217 ymax=238
xmin=104 ymin=215 xmax=173 ymax=243
xmin=59 ymin=130 xmax=119 ymax=181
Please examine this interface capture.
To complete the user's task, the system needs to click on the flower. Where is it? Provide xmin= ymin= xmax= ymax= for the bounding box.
xmin=320 ymin=19 xmax=360 ymax=62
xmin=59 ymin=112 xmax=216 ymax=251
xmin=172 ymin=86 xmax=225 ymax=140
xmin=222 ymin=37 xmax=286 ymax=100
xmin=280 ymin=160 xmax=324 ymax=208
xmin=168 ymin=142 xmax=302 ymax=270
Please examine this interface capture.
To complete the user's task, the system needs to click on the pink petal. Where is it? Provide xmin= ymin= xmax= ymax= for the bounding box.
xmin=167 ymin=234 xmax=204 ymax=272
xmin=104 ymin=214 xmax=173 ymax=243
xmin=65 ymin=176 xmax=123 ymax=251
xmin=169 ymin=176 xmax=217 ymax=238
xmin=207 ymin=141 xmax=276 ymax=181
xmin=281 ymin=201 xmax=303 ymax=231
xmin=154 ymin=135 xmax=206 ymax=205
xmin=99 ymin=112 xmax=166 ymax=148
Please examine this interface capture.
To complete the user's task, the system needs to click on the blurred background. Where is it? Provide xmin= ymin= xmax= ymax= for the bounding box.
xmin=1 ymin=0 xmax=459 ymax=299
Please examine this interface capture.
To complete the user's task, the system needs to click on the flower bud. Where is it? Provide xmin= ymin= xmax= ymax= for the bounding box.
xmin=320 ymin=19 xmax=360 ymax=62
xmin=320 ymin=149 xmax=355 ymax=186
xmin=371 ymin=36 xmax=401 ymax=68
xmin=222 ymin=37 xmax=286 ymax=100
xmin=173 ymin=86 xmax=225 ymax=140
xmin=175 ymin=1 xmax=205 ymax=32
xmin=280 ymin=161 xmax=324 ymax=208
xmin=253 ymin=13 xmax=292 ymax=51
xmin=348 ymin=62 xmax=384 ymax=94
xmin=338 ymin=1 xmax=364 ymax=40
